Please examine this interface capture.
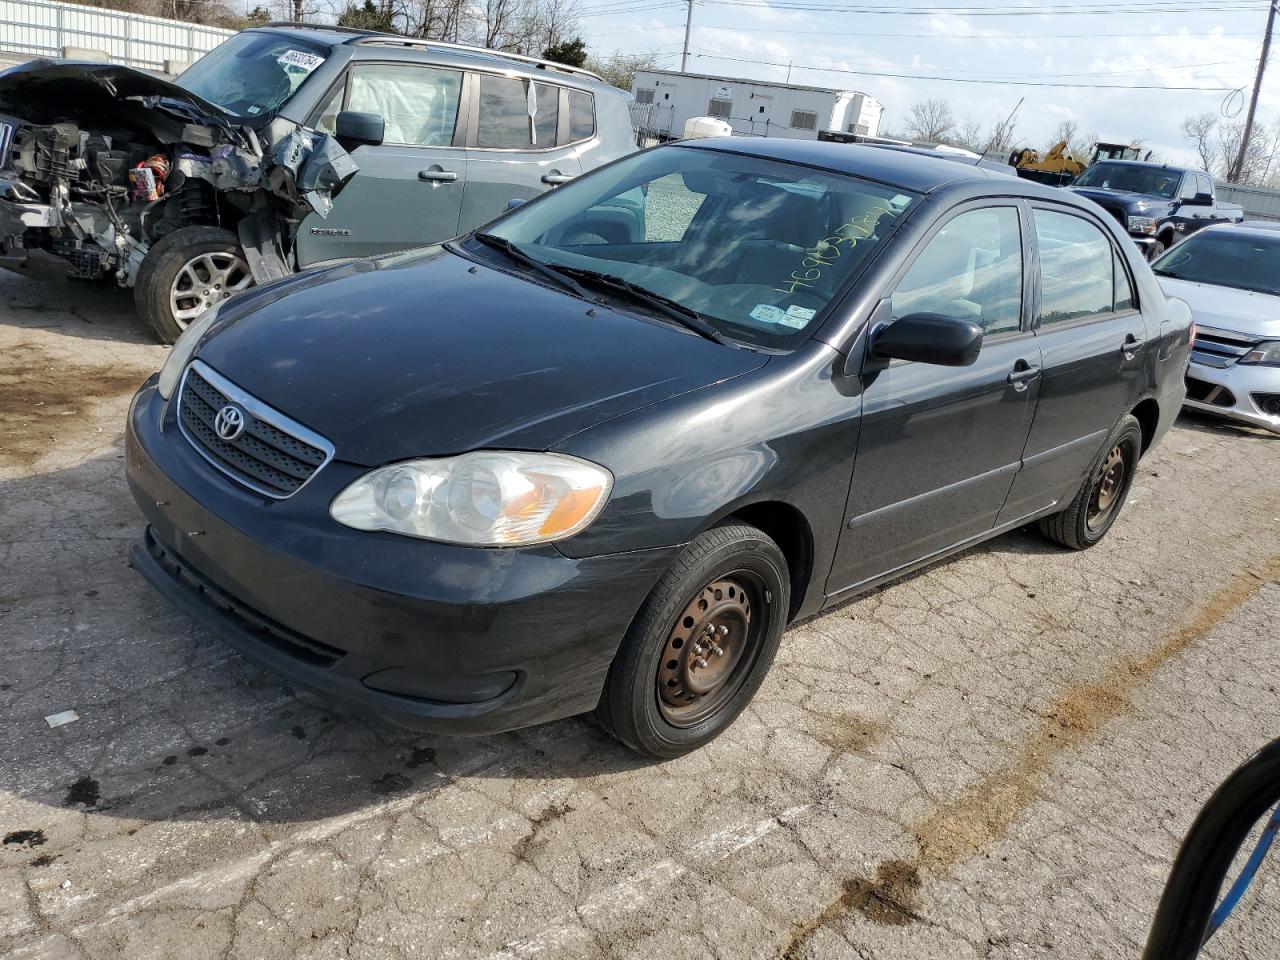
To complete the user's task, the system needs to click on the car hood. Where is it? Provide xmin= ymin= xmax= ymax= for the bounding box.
xmin=1157 ymin=276 xmax=1280 ymax=339
xmin=1066 ymin=186 xmax=1172 ymax=212
xmin=195 ymin=248 xmax=770 ymax=466
xmin=0 ymin=59 xmax=235 ymax=135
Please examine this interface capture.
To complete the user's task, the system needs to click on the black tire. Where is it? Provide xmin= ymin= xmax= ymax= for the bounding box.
xmin=1037 ymin=414 xmax=1143 ymax=550
xmin=134 ymin=226 xmax=252 ymax=344
xmin=595 ymin=523 xmax=789 ymax=759
xmin=1147 ymin=239 xmax=1167 ymax=261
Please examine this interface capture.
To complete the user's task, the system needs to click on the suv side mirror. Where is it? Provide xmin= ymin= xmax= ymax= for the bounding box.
xmin=335 ymin=111 xmax=385 ymax=150
xmin=1184 ymin=192 xmax=1214 ymax=206
xmin=871 ymin=312 xmax=983 ymax=366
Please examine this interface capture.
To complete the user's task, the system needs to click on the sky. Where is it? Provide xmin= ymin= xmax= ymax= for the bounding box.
xmin=575 ymin=0 xmax=1277 ymax=167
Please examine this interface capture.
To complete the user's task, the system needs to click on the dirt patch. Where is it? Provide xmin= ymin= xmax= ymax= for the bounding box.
xmin=782 ymin=555 xmax=1280 ymax=955
xmin=781 ymin=859 xmax=921 ymax=958
xmin=915 ymin=554 xmax=1280 ymax=871
xmin=0 ymin=342 xmax=154 ymax=469
xmin=813 ymin=712 xmax=886 ymax=755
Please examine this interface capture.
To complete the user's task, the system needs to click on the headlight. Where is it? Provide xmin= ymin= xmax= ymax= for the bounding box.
xmin=1241 ymin=340 xmax=1280 ymax=366
xmin=1128 ymin=216 xmax=1158 ymax=235
xmin=157 ymin=305 xmax=221 ymax=400
xmin=330 ymin=451 xmax=613 ymax=546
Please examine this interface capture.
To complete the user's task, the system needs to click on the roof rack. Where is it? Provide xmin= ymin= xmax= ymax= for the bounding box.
xmin=351 ymin=35 xmax=604 ymax=83
xmin=258 ymin=22 xmax=604 ymax=82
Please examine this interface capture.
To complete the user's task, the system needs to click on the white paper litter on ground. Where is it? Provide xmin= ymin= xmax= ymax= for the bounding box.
xmin=44 ymin=710 xmax=79 ymax=728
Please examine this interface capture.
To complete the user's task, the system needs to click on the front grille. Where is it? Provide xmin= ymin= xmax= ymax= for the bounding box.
xmin=1191 ymin=325 xmax=1259 ymax=369
xmin=1185 ymin=376 xmax=1236 ymax=407
xmin=177 ymin=360 xmax=333 ymax=499
xmin=145 ymin=529 xmax=344 ymax=668
xmin=1096 ymin=203 xmax=1128 ymax=228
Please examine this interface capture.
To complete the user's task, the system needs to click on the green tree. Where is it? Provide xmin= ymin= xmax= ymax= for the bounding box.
xmin=543 ymin=37 xmax=587 ymax=67
xmin=337 ymin=0 xmax=397 ymax=33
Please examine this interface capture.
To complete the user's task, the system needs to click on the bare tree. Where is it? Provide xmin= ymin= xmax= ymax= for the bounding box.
xmin=585 ymin=50 xmax=662 ymax=90
xmin=953 ymin=117 xmax=985 ymax=153
xmin=983 ymin=114 xmax=1018 ymax=155
xmin=904 ymin=98 xmax=956 ymax=143
xmin=1180 ymin=113 xmax=1217 ymax=172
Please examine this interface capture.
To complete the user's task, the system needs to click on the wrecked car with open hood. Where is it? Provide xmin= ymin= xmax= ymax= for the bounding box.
xmin=0 ymin=24 xmax=639 ymax=342
xmin=0 ymin=31 xmax=361 ymax=341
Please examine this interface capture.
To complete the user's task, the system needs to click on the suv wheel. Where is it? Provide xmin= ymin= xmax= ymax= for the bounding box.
xmin=595 ymin=523 xmax=789 ymax=759
xmin=134 ymin=226 xmax=253 ymax=344
xmin=1037 ymin=414 xmax=1143 ymax=550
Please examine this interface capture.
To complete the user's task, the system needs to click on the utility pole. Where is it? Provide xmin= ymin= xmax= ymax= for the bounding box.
xmin=1231 ymin=0 xmax=1277 ymax=183
xmin=786 ymin=60 xmax=793 ymax=83
xmin=681 ymin=0 xmax=694 ymax=72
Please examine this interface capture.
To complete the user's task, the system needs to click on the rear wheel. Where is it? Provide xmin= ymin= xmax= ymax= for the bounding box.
xmin=595 ymin=523 xmax=789 ymax=759
xmin=134 ymin=226 xmax=253 ymax=344
xmin=1037 ymin=414 xmax=1143 ymax=550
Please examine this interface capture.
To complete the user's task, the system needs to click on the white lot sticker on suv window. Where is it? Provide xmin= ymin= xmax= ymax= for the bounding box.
xmin=278 ymin=49 xmax=324 ymax=72
xmin=750 ymin=304 xmax=786 ymax=324
xmin=783 ymin=305 xmax=816 ymax=327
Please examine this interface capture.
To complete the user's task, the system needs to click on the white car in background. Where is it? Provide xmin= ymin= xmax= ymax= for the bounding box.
xmin=1151 ymin=222 xmax=1280 ymax=434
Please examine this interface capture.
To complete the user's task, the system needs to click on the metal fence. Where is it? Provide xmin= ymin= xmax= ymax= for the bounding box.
xmin=0 ymin=0 xmax=232 ymax=72
xmin=1215 ymin=181 xmax=1280 ymax=222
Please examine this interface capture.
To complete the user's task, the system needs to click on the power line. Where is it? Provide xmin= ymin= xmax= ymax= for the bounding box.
xmin=684 ymin=49 xmax=1240 ymax=90
xmin=589 ymin=24 xmax=1262 ymax=40
xmin=698 ymin=0 xmax=1263 ymax=14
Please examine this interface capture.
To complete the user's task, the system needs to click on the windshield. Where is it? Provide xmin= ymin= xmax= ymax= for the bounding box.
xmin=479 ymin=146 xmax=917 ymax=348
xmin=176 ymin=32 xmax=328 ymax=120
xmin=1073 ymin=162 xmax=1181 ymax=199
xmin=1151 ymin=229 xmax=1280 ymax=295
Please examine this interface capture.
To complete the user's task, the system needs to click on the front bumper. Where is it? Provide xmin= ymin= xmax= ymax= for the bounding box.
xmin=1185 ymin=360 xmax=1280 ymax=434
xmin=124 ymin=377 xmax=679 ymax=734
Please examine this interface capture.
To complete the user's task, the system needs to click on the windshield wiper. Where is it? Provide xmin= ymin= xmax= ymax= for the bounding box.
xmin=472 ymin=232 xmax=590 ymax=298
xmin=550 ymin=265 xmax=730 ymax=345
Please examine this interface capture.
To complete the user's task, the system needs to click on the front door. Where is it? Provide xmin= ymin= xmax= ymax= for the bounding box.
xmin=459 ymin=73 xmax=583 ymax=234
xmin=295 ymin=62 xmax=468 ymax=266
xmin=999 ymin=205 xmax=1150 ymax=522
xmin=827 ymin=204 xmax=1040 ymax=594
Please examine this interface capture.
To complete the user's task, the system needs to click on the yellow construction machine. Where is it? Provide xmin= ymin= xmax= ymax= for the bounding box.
xmin=1009 ymin=140 xmax=1146 ymax=185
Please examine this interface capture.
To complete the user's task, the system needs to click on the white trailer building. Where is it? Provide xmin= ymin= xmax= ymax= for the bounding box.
xmin=630 ymin=68 xmax=882 ymax=143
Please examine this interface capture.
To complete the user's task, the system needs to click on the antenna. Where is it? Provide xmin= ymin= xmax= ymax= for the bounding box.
xmin=978 ymin=97 xmax=1024 ymax=163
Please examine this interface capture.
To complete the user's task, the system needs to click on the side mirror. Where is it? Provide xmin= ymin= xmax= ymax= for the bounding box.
xmin=871 ymin=312 xmax=984 ymax=366
xmin=505 ymin=198 xmax=526 ymax=211
xmin=1184 ymin=192 xmax=1214 ymax=207
xmin=334 ymin=111 xmax=384 ymax=150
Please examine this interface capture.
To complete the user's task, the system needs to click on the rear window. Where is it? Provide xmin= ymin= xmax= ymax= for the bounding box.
xmin=567 ymin=90 xmax=595 ymax=141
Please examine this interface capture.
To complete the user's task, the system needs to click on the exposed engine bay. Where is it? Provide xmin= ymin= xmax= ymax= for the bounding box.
xmin=0 ymin=60 xmax=356 ymax=286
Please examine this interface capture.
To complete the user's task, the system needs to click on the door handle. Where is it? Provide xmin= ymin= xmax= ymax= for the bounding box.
xmin=1007 ymin=362 xmax=1041 ymax=390
xmin=418 ymin=168 xmax=458 ymax=182
xmin=1121 ymin=335 xmax=1145 ymax=359
xmin=541 ymin=173 xmax=574 ymax=185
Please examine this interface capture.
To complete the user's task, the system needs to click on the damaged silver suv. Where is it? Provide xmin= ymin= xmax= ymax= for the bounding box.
xmin=0 ymin=24 xmax=635 ymax=341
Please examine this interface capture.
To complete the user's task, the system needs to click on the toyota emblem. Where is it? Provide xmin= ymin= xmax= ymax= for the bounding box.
xmin=213 ymin=404 xmax=246 ymax=441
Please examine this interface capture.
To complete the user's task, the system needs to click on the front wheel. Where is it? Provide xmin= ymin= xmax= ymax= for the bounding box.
xmin=1146 ymin=239 xmax=1167 ymax=261
xmin=595 ymin=523 xmax=789 ymax=759
xmin=1037 ymin=414 xmax=1143 ymax=550
xmin=134 ymin=226 xmax=254 ymax=344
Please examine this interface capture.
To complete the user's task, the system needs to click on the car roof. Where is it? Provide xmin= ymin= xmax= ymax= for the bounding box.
xmin=678 ymin=138 xmax=1055 ymax=196
xmin=252 ymin=23 xmax=608 ymax=90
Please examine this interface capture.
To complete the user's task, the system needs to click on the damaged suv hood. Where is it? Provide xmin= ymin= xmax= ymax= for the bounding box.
xmin=0 ymin=59 xmax=238 ymax=142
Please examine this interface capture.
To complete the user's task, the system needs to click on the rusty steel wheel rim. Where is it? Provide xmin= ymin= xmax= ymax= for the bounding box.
xmin=657 ymin=574 xmax=763 ymax=727
xmin=1087 ymin=442 xmax=1127 ymax=530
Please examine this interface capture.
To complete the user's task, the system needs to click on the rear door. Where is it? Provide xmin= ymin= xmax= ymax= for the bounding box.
xmin=827 ymin=203 xmax=1041 ymax=593
xmin=999 ymin=205 xmax=1149 ymax=523
xmin=295 ymin=61 xmax=467 ymax=266
xmin=458 ymin=73 xmax=583 ymax=234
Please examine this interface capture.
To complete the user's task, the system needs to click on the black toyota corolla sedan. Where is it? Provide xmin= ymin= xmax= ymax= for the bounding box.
xmin=125 ymin=139 xmax=1191 ymax=758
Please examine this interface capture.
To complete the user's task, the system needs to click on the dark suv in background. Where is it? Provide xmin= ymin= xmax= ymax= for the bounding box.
xmin=0 ymin=23 xmax=636 ymax=341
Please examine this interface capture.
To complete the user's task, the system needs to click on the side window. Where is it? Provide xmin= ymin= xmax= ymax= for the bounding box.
xmin=1114 ymin=249 xmax=1135 ymax=312
xmin=891 ymin=207 xmax=1023 ymax=335
xmin=1034 ymin=209 xmax=1114 ymax=325
xmin=313 ymin=83 xmax=343 ymax=135
xmin=346 ymin=64 xmax=461 ymax=146
xmin=644 ymin=173 xmax=709 ymax=242
xmin=567 ymin=90 xmax=595 ymax=141
xmin=1179 ymin=175 xmax=1198 ymax=200
xmin=1196 ymin=173 xmax=1213 ymax=197
xmin=476 ymin=74 xmax=552 ymax=149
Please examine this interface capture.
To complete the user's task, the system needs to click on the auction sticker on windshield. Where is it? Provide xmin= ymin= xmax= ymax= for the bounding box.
xmin=278 ymin=49 xmax=324 ymax=72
